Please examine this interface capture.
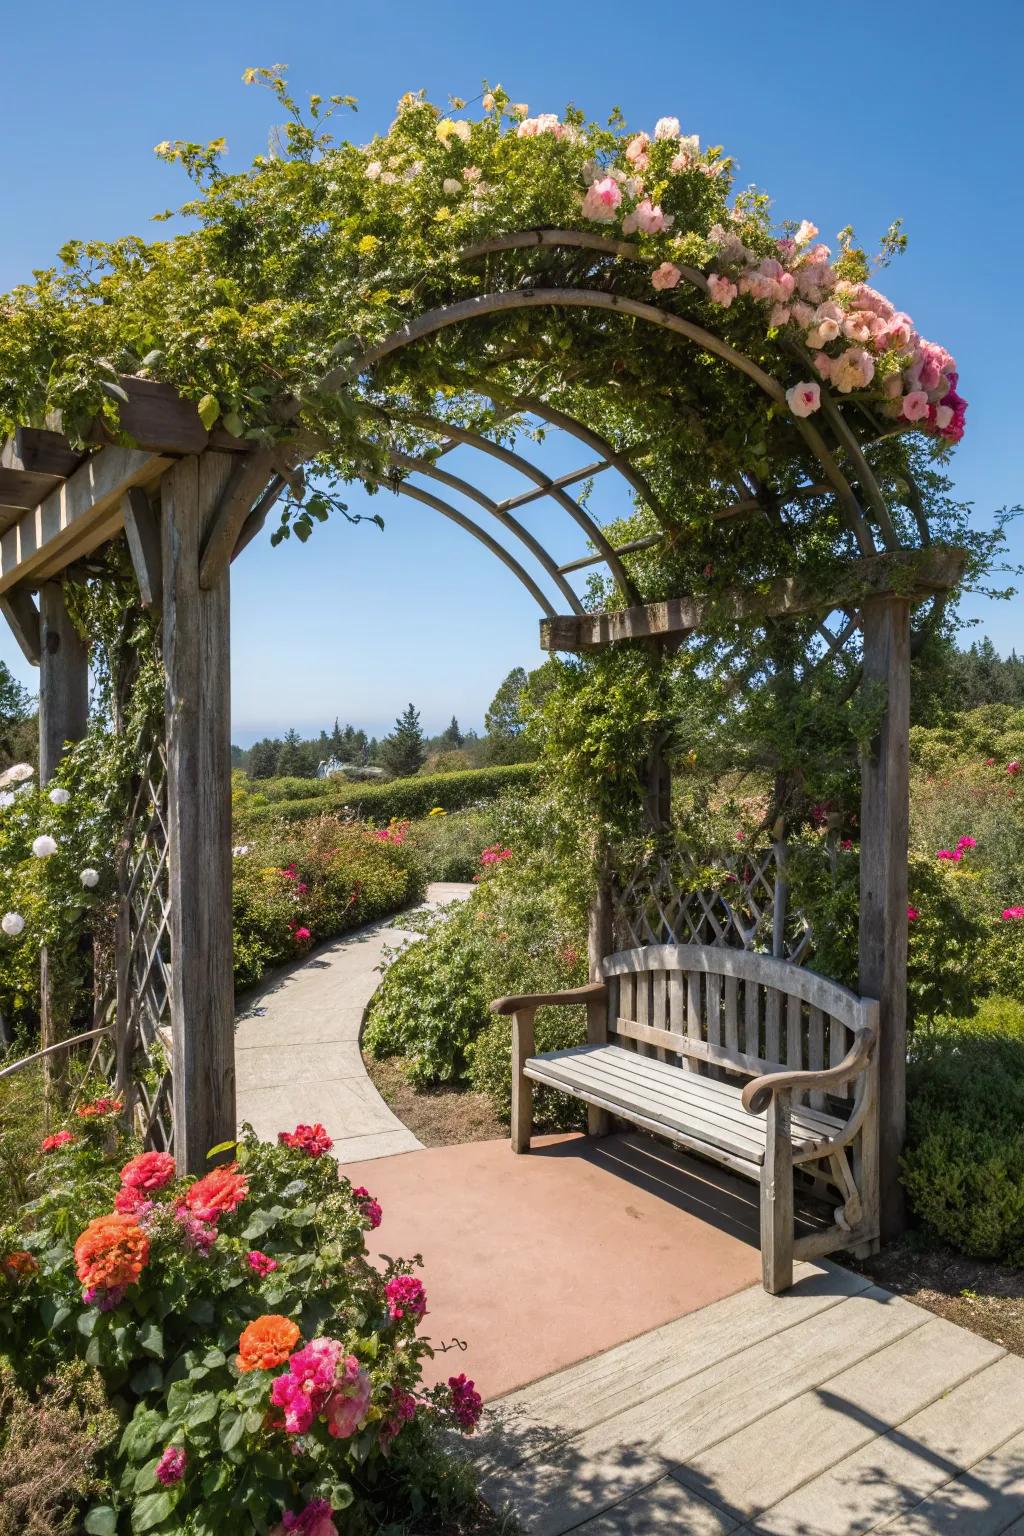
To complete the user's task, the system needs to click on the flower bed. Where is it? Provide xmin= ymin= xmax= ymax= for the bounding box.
xmin=0 ymin=1106 xmax=488 ymax=1535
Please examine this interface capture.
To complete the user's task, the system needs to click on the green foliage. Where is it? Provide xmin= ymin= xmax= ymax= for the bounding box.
xmin=232 ymin=815 xmax=423 ymax=990
xmin=365 ymin=793 xmax=589 ymax=1126
xmin=380 ymin=705 xmax=427 ymax=779
xmin=0 ymin=661 xmax=32 ymax=769
xmin=404 ymin=807 xmax=502 ymax=883
xmin=0 ymin=1117 xmax=485 ymax=1534
xmin=902 ymin=997 xmax=1024 ymax=1262
xmin=0 ymin=1360 xmax=119 ymax=1536
xmin=235 ymin=763 xmax=538 ymax=826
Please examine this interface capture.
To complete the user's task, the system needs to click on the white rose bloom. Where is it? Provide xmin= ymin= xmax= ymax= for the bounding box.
xmin=654 ymin=116 xmax=681 ymax=140
xmin=443 ymin=177 xmax=462 ymax=195
xmin=2 ymin=912 xmax=25 ymax=937
xmin=49 ymin=787 xmax=71 ymax=805
xmin=80 ymin=868 xmax=100 ymax=889
xmin=32 ymin=834 xmax=58 ymax=858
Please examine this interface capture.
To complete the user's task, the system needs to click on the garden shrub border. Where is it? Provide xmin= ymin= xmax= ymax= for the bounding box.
xmin=237 ymin=763 xmax=538 ymax=826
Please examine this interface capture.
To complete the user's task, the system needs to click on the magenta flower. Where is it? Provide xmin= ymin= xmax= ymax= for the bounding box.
xmin=448 ymin=1373 xmax=484 ymax=1432
xmin=936 ymin=849 xmax=961 ymax=862
xmin=271 ymin=1501 xmax=338 ymax=1536
xmin=385 ymin=1274 xmax=426 ymax=1322
xmin=247 ymin=1249 xmax=279 ymax=1277
xmin=907 ymin=905 xmax=920 ymax=922
xmin=1001 ymin=907 xmax=1024 ymax=921
xmin=352 ymin=1185 xmax=382 ymax=1230
xmin=380 ymin=1387 xmax=418 ymax=1451
xmin=1008 ymin=762 xmax=1021 ymax=777
xmin=956 ymin=836 xmax=977 ymax=851
xmin=292 ymin=926 xmax=312 ymax=944
xmin=155 ymin=1446 xmax=187 ymax=1486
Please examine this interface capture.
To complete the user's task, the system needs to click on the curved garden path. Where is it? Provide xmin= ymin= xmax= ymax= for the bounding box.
xmin=234 ymin=882 xmax=473 ymax=1163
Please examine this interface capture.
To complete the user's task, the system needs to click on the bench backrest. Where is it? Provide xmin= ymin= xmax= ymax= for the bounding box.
xmin=600 ymin=944 xmax=877 ymax=1108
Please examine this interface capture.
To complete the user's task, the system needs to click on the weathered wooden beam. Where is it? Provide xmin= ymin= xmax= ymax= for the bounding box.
xmin=540 ymin=547 xmax=967 ymax=652
xmin=10 ymin=427 xmax=83 ymax=478
xmin=0 ymin=586 xmax=41 ymax=665
xmin=39 ymin=581 xmax=88 ymax=782
xmin=162 ymin=453 xmax=236 ymax=1173
xmin=0 ymin=446 xmax=169 ymax=595
xmin=0 ymin=460 xmax=67 ymax=510
xmin=122 ymin=487 xmax=163 ymax=610
xmin=88 ymin=378 xmax=209 ymax=456
xmin=558 ymin=533 xmax=663 ymax=575
xmin=198 ymin=449 xmax=277 ymax=590
xmin=858 ymin=595 xmax=910 ymax=1242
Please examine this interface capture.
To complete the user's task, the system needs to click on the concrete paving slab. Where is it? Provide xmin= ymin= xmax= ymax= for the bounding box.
xmin=572 ymin=1477 xmax=741 ymax=1534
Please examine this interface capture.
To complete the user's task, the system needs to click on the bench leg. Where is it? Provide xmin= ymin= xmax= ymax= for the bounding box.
xmin=511 ymin=1008 xmax=535 ymax=1154
xmin=588 ymin=1106 xmax=612 ymax=1137
xmin=761 ymin=1092 xmax=794 ymax=1294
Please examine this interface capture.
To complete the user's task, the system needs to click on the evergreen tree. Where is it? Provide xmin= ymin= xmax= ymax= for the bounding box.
xmin=276 ymin=728 xmax=306 ymax=777
xmin=380 ymin=704 xmax=426 ymax=777
xmin=439 ymin=714 xmax=464 ymax=748
xmin=330 ymin=717 xmax=345 ymax=756
xmin=0 ymin=660 xmax=31 ymax=767
xmin=248 ymin=737 xmax=280 ymax=778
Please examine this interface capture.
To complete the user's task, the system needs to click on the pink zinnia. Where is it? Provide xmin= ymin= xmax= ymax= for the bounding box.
xmin=385 ymin=1274 xmax=427 ymax=1322
xmin=936 ymin=849 xmax=961 ymax=862
xmin=1002 ymin=907 xmax=1024 ymax=921
xmin=278 ymin=1123 xmax=333 ymax=1158
xmin=120 ymin=1150 xmax=175 ymax=1193
xmin=155 ymin=1446 xmax=187 ymax=1487
xmin=293 ymin=926 xmax=312 ymax=944
xmin=956 ymin=836 xmax=977 ymax=851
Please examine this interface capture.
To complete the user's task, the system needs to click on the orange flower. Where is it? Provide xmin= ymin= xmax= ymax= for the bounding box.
xmin=1 ymin=1250 xmax=38 ymax=1281
xmin=237 ymin=1314 xmax=301 ymax=1374
xmin=74 ymin=1214 xmax=150 ymax=1291
xmin=75 ymin=1097 xmax=123 ymax=1119
xmin=184 ymin=1163 xmax=248 ymax=1224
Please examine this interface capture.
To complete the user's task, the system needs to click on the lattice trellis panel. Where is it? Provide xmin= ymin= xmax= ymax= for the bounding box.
xmin=614 ymin=840 xmax=813 ymax=965
xmin=115 ymin=734 xmax=174 ymax=1150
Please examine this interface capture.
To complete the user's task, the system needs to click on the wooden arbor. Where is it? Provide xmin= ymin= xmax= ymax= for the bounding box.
xmin=0 ymin=230 xmax=965 ymax=1243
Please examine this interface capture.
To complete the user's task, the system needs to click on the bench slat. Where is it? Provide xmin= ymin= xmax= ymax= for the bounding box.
xmin=523 ymin=1044 xmax=845 ymax=1165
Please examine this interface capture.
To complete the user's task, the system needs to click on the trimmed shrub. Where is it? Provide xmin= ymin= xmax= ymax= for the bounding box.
xmin=236 ymin=764 xmax=539 ymax=827
xmin=902 ymin=996 xmax=1024 ymax=1262
xmin=405 ymin=808 xmax=503 ymax=883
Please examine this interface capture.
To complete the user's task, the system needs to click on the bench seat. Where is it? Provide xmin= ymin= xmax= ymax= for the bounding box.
xmin=525 ymin=1043 xmax=847 ymax=1175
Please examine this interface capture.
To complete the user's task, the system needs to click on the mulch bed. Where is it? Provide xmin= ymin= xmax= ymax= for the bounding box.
xmin=362 ymin=1054 xmax=508 ymax=1147
xmin=850 ymin=1239 xmax=1024 ymax=1357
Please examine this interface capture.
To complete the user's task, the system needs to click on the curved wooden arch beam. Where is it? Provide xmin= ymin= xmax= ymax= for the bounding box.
xmin=397 ymin=411 xmax=640 ymax=602
xmin=314 ymin=287 xmax=876 ymax=558
xmin=362 ymin=472 xmax=558 ymax=617
xmin=388 ymin=449 xmax=584 ymax=616
xmin=482 ymin=385 xmax=670 ymax=529
xmin=459 ymin=228 xmax=708 ymax=294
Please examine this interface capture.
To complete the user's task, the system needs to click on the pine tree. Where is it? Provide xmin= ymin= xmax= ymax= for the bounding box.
xmin=439 ymin=714 xmax=464 ymax=748
xmin=248 ymin=737 xmax=280 ymax=778
xmin=380 ymin=704 xmax=426 ymax=777
xmin=276 ymin=727 xmax=305 ymax=777
xmin=330 ymin=717 xmax=345 ymax=756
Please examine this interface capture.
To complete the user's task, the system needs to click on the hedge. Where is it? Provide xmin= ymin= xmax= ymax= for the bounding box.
xmin=235 ymin=762 xmax=539 ymax=825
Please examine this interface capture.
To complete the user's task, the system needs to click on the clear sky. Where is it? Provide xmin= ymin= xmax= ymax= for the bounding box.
xmin=2 ymin=0 xmax=1021 ymax=743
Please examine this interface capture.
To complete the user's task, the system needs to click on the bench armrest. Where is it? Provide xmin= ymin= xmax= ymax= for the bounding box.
xmin=490 ymin=981 xmax=608 ymax=1016
xmin=741 ymin=1027 xmax=876 ymax=1116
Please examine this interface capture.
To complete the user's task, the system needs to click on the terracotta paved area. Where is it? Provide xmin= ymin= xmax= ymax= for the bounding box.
xmin=234 ymin=882 xmax=471 ymax=1161
xmin=341 ymin=1131 xmax=764 ymax=1398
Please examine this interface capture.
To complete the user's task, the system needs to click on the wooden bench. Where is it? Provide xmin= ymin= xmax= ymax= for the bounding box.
xmin=491 ymin=943 xmax=879 ymax=1293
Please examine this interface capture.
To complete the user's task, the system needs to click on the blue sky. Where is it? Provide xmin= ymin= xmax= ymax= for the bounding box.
xmin=2 ymin=0 xmax=1021 ymax=743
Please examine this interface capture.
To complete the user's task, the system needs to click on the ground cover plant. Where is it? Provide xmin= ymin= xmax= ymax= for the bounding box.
xmin=0 ymin=1106 xmax=490 ymax=1536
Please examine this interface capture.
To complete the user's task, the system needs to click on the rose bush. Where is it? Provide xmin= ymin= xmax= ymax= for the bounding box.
xmin=0 ymin=1107 xmax=488 ymax=1535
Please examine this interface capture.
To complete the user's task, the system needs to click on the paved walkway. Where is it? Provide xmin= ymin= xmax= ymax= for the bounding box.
xmin=480 ymin=1260 xmax=1024 ymax=1534
xmin=235 ymin=882 xmax=472 ymax=1163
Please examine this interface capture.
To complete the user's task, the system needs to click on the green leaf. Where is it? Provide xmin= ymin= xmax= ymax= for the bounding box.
xmin=197 ymin=394 xmax=221 ymax=429
xmin=201 ymin=1346 xmax=226 ymax=1369
xmin=77 ymin=1307 xmax=99 ymax=1337
xmin=119 ymin=1409 xmax=164 ymax=1461
xmin=131 ymin=1491 xmax=175 ymax=1533
xmin=129 ymin=1360 xmax=163 ymax=1396
xmin=185 ymin=1391 xmax=218 ymax=1428
xmin=165 ymin=1380 xmax=193 ymax=1421
xmin=134 ymin=1459 xmax=159 ymax=1495
xmin=222 ymin=411 xmax=245 ymax=438
xmin=84 ymin=1506 xmax=118 ymax=1535
xmin=138 ymin=1320 xmax=164 ymax=1358
xmin=241 ymin=1205 xmax=284 ymax=1240
xmin=219 ymin=1410 xmax=247 ymax=1453
xmin=206 ymin=1139 xmax=239 ymax=1158
xmin=141 ymin=349 xmax=165 ymax=368
xmin=185 ymin=1297 xmax=215 ymax=1327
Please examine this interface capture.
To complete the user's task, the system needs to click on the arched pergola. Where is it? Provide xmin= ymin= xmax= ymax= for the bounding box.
xmin=0 ymin=218 xmax=965 ymax=1251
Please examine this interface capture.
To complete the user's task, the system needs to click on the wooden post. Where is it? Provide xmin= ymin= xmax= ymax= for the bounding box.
xmin=858 ymin=595 xmax=911 ymax=1241
xmin=761 ymin=1090 xmax=794 ymax=1294
xmin=162 ymin=453 xmax=236 ymax=1173
xmin=588 ymin=853 xmax=614 ymax=981
xmin=38 ymin=581 xmax=88 ymax=783
xmin=510 ymin=1008 xmax=536 ymax=1153
xmin=38 ymin=581 xmax=89 ymax=1108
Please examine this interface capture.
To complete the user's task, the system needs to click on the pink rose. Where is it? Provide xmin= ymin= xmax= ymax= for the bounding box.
xmin=830 ymin=347 xmax=875 ymax=394
xmin=581 ymin=176 xmax=622 ymax=222
xmin=707 ymin=274 xmax=738 ymax=308
xmin=622 ymin=198 xmax=671 ymax=235
xmin=902 ymin=390 xmax=931 ymax=423
xmin=769 ymin=303 xmax=791 ymax=328
xmin=625 ymin=133 xmax=650 ymax=165
xmin=786 ymin=381 xmax=821 ymax=418
xmin=652 ymin=261 xmax=682 ymax=291
xmin=795 ymin=219 xmax=818 ymax=246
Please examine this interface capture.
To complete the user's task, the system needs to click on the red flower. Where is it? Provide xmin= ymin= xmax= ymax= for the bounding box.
xmin=448 ymin=1373 xmax=483 ymax=1431
xmin=352 ymin=1185 xmax=382 ymax=1229
xmin=120 ymin=1150 xmax=175 ymax=1193
xmin=279 ymin=1123 xmax=333 ymax=1158
xmin=40 ymin=1130 xmax=75 ymax=1153
xmin=74 ymin=1215 xmax=149 ymax=1291
xmin=75 ymin=1097 xmax=122 ymax=1119
xmin=385 ymin=1274 xmax=426 ymax=1322
xmin=2 ymin=1250 xmax=38 ymax=1281
xmin=183 ymin=1163 xmax=248 ymax=1223
xmin=907 ymin=905 xmax=920 ymax=922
